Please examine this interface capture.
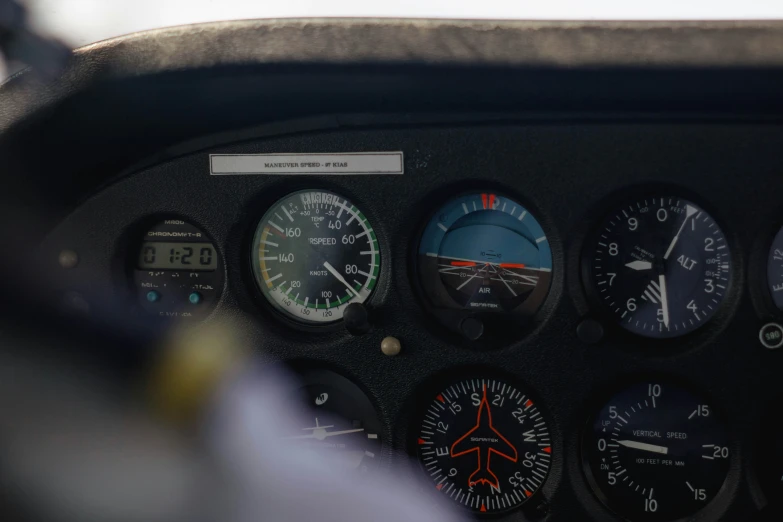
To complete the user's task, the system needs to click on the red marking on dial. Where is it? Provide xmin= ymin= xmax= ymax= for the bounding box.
xmin=488 ymin=194 xmax=496 ymax=210
xmin=525 ymin=490 xmax=532 ymax=498
xmin=449 ymin=384 xmax=519 ymax=489
xmin=480 ymin=504 xmax=487 ymax=513
xmin=543 ymin=447 xmax=552 ymax=454
xmin=436 ymin=483 xmax=444 ymax=491
xmin=418 ymin=438 xmax=427 ymax=445
xmin=525 ymin=399 xmax=533 ymax=408
xmin=481 ymin=194 xmax=488 ymax=209
xmin=499 ymin=263 xmax=526 ymax=269
xmin=451 ymin=261 xmax=477 ymax=267
xmin=437 ymin=394 xmax=445 ymax=403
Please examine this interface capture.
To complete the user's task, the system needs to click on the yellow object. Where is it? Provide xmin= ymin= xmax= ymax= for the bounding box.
xmin=147 ymin=321 xmax=248 ymax=425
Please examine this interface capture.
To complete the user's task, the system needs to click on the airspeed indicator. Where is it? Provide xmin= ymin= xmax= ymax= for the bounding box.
xmin=251 ymin=190 xmax=380 ymax=324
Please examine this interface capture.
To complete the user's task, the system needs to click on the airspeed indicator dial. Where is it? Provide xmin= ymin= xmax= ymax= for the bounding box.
xmin=251 ymin=190 xmax=380 ymax=324
xmin=585 ymin=197 xmax=731 ymax=339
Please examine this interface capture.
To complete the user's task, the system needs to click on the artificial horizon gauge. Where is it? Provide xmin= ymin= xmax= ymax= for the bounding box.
xmin=281 ymin=369 xmax=382 ymax=475
xmin=417 ymin=192 xmax=553 ymax=337
xmin=583 ymin=381 xmax=730 ymax=521
xmin=132 ymin=218 xmax=223 ymax=319
xmin=415 ymin=376 xmax=552 ymax=515
xmin=251 ymin=189 xmax=380 ymax=325
xmin=584 ymin=197 xmax=731 ymax=339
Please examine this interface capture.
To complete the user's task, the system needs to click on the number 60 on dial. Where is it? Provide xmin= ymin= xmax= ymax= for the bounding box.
xmin=250 ymin=189 xmax=380 ymax=324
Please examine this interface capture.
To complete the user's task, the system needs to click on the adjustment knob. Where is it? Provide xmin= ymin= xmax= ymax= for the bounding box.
xmin=343 ymin=303 xmax=371 ymax=335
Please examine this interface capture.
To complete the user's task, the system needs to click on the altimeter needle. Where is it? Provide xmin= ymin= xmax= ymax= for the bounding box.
xmin=625 ymin=260 xmax=652 ymax=271
xmin=663 ymin=204 xmax=698 ymax=260
xmin=659 ymin=274 xmax=670 ymax=328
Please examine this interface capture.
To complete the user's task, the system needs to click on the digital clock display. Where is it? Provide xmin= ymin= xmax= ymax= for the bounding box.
xmin=137 ymin=242 xmax=217 ymax=270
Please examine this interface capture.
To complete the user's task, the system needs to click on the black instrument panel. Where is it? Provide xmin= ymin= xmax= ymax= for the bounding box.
xmin=37 ymin=121 xmax=783 ymax=521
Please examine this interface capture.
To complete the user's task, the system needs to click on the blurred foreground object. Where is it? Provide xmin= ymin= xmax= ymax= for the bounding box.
xmin=0 ymin=308 xmax=464 ymax=522
xmin=0 ymin=0 xmax=68 ymax=79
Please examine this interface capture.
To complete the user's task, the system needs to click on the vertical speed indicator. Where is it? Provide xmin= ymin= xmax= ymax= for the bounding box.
xmin=251 ymin=190 xmax=380 ymax=324
xmin=583 ymin=381 xmax=730 ymax=521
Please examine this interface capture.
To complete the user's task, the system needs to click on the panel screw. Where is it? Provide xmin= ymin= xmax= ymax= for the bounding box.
xmin=58 ymin=249 xmax=79 ymax=268
xmin=381 ymin=336 xmax=401 ymax=356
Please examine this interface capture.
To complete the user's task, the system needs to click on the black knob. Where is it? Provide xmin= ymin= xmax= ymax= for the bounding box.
xmin=577 ymin=318 xmax=604 ymax=345
xmin=460 ymin=316 xmax=484 ymax=341
xmin=344 ymin=303 xmax=371 ymax=335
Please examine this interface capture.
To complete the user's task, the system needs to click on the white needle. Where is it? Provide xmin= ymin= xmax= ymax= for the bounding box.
xmin=663 ymin=204 xmax=698 ymax=260
xmin=456 ymin=272 xmax=481 ymax=291
xmin=438 ymin=265 xmax=474 ymax=273
xmin=625 ymin=260 xmax=652 ymax=271
xmin=658 ymin=274 xmax=670 ymax=328
xmin=617 ymin=439 xmax=669 ymax=455
xmin=323 ymin=261 xmax=359 ymax=298
xmin=490 ymin=264 xmax=517 ymax=297
xmin=281 ymin=428 xmax=365 ymax=441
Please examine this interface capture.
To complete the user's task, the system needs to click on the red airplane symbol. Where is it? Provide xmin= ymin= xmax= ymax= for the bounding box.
xmin=450 ymin=384 xmax=518 ymax=490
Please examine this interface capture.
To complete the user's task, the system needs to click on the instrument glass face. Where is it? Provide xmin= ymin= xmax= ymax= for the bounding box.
xmin=585 ymin=197 xmax=731 ymax=338
xmin=583 ymin=381 xmax=730 ymax=520
xmin=415 ymin=376 xmax=552 ymax=514
xmin=251 ymin=190 xmax=380 ymax=324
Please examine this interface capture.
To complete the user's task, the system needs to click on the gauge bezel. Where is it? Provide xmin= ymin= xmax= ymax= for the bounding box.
xmin=748 ymin=220 xmax=783 ymax=321
xmin=242 ymin=181 xmax=389 ymax=333
xmin=577 ymin=183 xmax=742 ymax=353
xmin=250 ymin=189 xmax=380 ymax=325
xmin=250 ymin=359 xmax=392 ymax=475
xmin=286 ymin=364 xmax=386 ymax=474
xmin=406 ymin=365 xmax=557 ymax=518
xmin=409 ymin=182 xmax=559 ymax=348
xmin=579 ymin=374 xmax=737 ymax=522
xmin=116 ymin=213 xmax=226 ymax=322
